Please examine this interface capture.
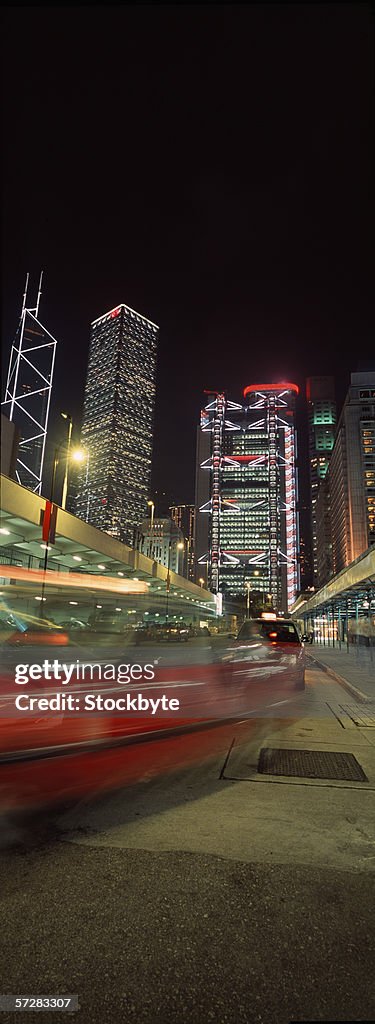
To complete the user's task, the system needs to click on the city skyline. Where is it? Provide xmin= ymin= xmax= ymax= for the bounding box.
xmin=1 ymin=9 xmax=375 ymax=1018
xmin=2 ymin=279 xmax=372 ymax=512
xmin=2 ymin=5 xmax=373 ymax=505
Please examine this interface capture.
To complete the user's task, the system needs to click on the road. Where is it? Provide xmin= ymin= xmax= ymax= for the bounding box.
xmin=1 ymin=663 xmax=375 ymax=1024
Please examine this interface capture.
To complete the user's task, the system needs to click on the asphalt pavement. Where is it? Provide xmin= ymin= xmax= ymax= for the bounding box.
xmin=1 ymin=664 xmax=375 ymax=1024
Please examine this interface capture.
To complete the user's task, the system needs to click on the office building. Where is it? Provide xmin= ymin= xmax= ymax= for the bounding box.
xmin=329 ymin=371 xmax=375 ymax=573
xmin=315 ymin=474 xmax=333 ymax=586
xmin=75 ymin=304 xmax=158 ymax=544
xmin=169 ymin=504 xmax=195 ymax=579
xmin=306 ymin=376 xmax=336 ymax=584
xmin=298 ymin=505 xmax=313 ymax=590
xmin=136 ymin=517 xmax=184 ymax=574
xmin=195 ymin=383 xmax=300 ymax=612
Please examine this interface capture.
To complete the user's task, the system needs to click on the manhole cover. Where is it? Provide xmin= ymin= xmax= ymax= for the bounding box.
xmin=257 ymin=748 xmax=368 ymax=782
xmin=341 ymin=705 xmax=375 ymax=727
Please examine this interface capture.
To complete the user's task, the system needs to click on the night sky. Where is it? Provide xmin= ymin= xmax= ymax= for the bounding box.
xmin=2 ymin=4 xmax=374 ymax=512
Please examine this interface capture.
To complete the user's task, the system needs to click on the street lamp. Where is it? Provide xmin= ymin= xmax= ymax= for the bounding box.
xmin=71 ymin=448 xmax=90 ymax=518
xmin=244 ymin=581 xmax=251 ymax=619
xmin=177 ymin=540 xmax=184 ymax=574
xmin=147 ymin=500 xmax=155 ymax=558
xmin=199 ymin=577 xmax=205 ymax=588
xmin=165 ymin=539 xmax=184 ymax=623
xmin=175 ymin=535 xmax=187 ymax=576
xmin=40 ymin=443 xmax=87 ymax=611
xmin=71 ymin=449 xmax=86 ymax=463
xmin=60 ymin=412 xmax=73 ymax=510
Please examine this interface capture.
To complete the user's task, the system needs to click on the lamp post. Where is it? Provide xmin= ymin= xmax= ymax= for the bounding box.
xmin=147 ymin=500 xmax=155 ymax=529
xmin=185 ymin=536 xmax=191 ymax=580
xmin=147 ymin=500 xmax=155 ymax=558
xmin=165 ymin=539 xmax=184 ymax=624
xmin=40 ymin=444 xmax=86 ymax=610
xmin=71 ymin=447 xmax=89 ymax=518
xmin=177 ymin=535 xmax=188 ymax=577
xmin=60 ymin=412 xmax=73 ymax=511
xmin=245 ymin=581 xmax=251 ymax=619
xmin=177 ymin=540 xmax=184 ymax=575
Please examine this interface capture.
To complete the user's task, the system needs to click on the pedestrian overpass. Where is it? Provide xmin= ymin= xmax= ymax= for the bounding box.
xmin=0 ymin=475 xmax=217 ymax=627
xmin=291 ymin=546 xmax=375 ymax=647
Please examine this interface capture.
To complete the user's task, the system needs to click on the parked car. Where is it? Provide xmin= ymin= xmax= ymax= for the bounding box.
xmin=160 ymin=625 xmax=189 ymax=642
xmin=134 ymin=623 xmax=189 ymax=643
xmin=220 ymin=616 xmax=306 ymax=691
xmin=59 ymin=618 xmax=87 ymax=631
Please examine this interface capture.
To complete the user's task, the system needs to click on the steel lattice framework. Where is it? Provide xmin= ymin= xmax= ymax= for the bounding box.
xmin=2 ymin=273 xmax=57 ymax=494
xmin=197 ymin=383 xmax=300 ymax=611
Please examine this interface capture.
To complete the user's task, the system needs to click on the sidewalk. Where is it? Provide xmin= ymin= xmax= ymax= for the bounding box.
xmin=307 ymin=642 xmax=375 ymax=701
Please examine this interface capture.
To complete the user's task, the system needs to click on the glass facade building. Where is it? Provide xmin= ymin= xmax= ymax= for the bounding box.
xmin=306 ymin=377 xmax=337 ymax=585
xmin=195 ymin=384 xmax=300 ymax=613
xmin=75 ymin=304 xmax=158 ymax=544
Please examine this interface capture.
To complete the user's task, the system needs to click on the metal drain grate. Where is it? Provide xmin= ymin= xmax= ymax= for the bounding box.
xmin=257 ymin=747 xmax=368 ymax=782
xmin=341 ymin=705 xmax=375 ymax=727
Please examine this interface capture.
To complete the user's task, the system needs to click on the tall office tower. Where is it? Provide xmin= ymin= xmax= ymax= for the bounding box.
xmin=195 ymin=384 xmax=300 ymax=613
xmin=298 ymin=505 xmax=314 ymax=590
xmin=194 ymin=417 xmax=211 ymax=586
xmin=75 ymin=304 xmax=158 ymax=544
xmin=315 ymin=475 xmax=333 ymax=586
xmin=306 ymin=377 xmax=336 ymax=584
xmin=169 ymin=504 xmax=195 ymax=579
xmin=329 ymin=371 xmax=375 ymax=573
xmin=2 ymin=273 xmax=57 ymax=494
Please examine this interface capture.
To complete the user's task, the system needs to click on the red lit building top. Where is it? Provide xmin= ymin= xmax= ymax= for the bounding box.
xmin=243 ymin=382 xmax=299 ymax=397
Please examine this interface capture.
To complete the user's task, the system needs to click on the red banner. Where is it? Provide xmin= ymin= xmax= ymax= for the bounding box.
xmin=41 ymin=501 xmax=57 ymax=544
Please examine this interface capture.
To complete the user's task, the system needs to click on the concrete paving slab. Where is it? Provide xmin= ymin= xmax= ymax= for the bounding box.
xmin=224 ymin=707 xmax=375 ymax=789
xmin=56 ymin=706 xmax=375 ymax=873
xmin=307 ymin=645 xmax=375 ymax=701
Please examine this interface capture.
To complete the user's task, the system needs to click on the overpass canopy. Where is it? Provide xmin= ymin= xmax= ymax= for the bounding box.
xmin=291 ymin=546 xmax=375 ymax=620
xmin=0 ymin=475 xmax=217 ymax=622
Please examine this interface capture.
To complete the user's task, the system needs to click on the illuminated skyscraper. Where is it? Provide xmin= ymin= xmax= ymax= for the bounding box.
xmin=306 ymin=377 xmax=336 ymax=584
xmin=328 ymin=371 xmax=375 ymax=573
xmin=76 ymin=304 xmax=158 ymax=544
xmin=195 ymin=383 xmax=300 ymax=613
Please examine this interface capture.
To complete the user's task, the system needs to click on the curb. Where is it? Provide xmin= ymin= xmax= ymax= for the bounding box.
xmin=306 ymin=654 xmax=373 ymax=704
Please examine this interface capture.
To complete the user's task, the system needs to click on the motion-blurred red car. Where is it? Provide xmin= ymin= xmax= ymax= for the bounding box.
xmin=5 ymin=622 xmax=70 ymax=646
